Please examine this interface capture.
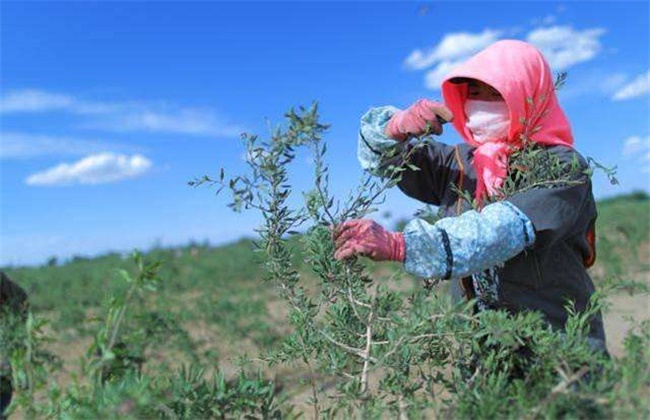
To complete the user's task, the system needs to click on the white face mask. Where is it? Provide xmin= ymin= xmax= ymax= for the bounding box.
xmin=464 ymin=99 xmax=510 ymax=144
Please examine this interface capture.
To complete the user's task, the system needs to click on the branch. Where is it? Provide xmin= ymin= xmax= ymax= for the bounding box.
xmin=346 ymin=286 xmax=371 ymax=327
xmin=526 ymin=365 xmax=590 ymax=419
xmin=318 ymin=330 xmax=378 ymax=363
xmin=360 ymin=304 xmax=376 ymax=393
xmin=305 ymin=361 xmax=320 ymax=419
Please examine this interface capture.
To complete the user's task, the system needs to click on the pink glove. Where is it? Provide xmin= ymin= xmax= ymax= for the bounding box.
xmin=385 ymin=99 xmax=453 ymax=141
xmin=333 ymin=219 xmax=405 ymax=262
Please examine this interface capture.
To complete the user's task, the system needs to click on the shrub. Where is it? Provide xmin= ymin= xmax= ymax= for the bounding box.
xmin=196 ymin=103 xmax=649 ymax=417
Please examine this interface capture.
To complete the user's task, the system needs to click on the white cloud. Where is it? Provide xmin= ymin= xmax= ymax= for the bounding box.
xmin=26 ymin=153 xmax=152 ymax=186
xmin=0 ymin=90 xmax=74 ymax=112
xmin=0 ymin=89 xmax=243 ymax=137
xmin=404 ymin=29 xmax=502 ymax=90
xmin=612 ymin=70 xmax=650 ymax=101
xmin=83 ymin=109 xmax=243 ymax=137
xmin=0 ymin=132 xmax=141 ymax=159
xmin=526 ymin=26 xmax=606 ymax=69
xmin=622 ymin=135 xmax=650 ymax=173
xmin=555 ymin=71 xmax=629 ymax=101
xmin=404 ymin=25 xmax=606 ymax=91
xmin=424 ymin=60 xmax=465 ymax=90
xmin=623 ymin=135 xmax=650 ymax=156
xmin=600 ymin=73 xmax=628 ymax=93
xmin=404 ymin=29 xmax=502 ymax=71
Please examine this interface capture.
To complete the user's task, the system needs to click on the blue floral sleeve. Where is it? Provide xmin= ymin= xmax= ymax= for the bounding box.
xmin=358 ymin=106 xmax=407 ymax=176
xmin=402 ymin=201 xmax=536 ymax=279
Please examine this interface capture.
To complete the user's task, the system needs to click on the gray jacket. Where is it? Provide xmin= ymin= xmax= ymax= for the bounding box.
xmin=0 ymin=272 xmax=28 ymax=315
xmin=394 ymin=140 xmax=605 ymax=344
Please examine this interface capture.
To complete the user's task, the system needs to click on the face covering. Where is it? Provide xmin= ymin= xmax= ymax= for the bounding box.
xmin=464 ymin=99 xmax=510 ymax=144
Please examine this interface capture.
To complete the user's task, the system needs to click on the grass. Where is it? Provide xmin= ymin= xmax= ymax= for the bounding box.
xmin=592 ymin=191 xmax=650 ymax=278
xmin=2 ymin=192 xmax=647 ymax=335
xmin=1 ymin=192 xmax=648 ymax=417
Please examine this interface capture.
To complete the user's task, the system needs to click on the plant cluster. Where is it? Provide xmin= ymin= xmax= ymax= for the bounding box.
xmin=1 ymin=253 xmax=285 ymax=419
xmin=198 ymin=103 xmax=649 ymax=417
xmin=1 ymin=102 xmax=648 ymax=418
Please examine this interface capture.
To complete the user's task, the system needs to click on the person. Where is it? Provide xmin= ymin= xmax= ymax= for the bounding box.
xmin=333 ymin=39 xmax=606 ymax=353
xmin=0 ymin=271 xmax=28 ymax=419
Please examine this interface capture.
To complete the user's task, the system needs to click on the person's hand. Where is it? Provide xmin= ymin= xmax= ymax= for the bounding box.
xmin=333 ymin=219 xmax=405 ymax=262
xmin=385 ymin=99 xmax=453 ymax=141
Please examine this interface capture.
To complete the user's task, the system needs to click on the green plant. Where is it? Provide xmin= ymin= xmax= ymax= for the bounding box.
xmin=3 ymin=252 xmax=288 ymax=419
xmin=2 ymin=100 xmax=647 ymax=417
xmin=194 ymin=103 xmax=649 ymax=417
xmin=1 ymin=310 xmax=59 ymax=418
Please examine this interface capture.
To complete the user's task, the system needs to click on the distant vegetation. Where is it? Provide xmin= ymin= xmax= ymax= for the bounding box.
xmin=2 ymin=197 xmax=648 ymax=418
xmin=593 ymin=191 xmax=649 ymax=278
xmin=5 ymin=192 xmax=645 ymax=334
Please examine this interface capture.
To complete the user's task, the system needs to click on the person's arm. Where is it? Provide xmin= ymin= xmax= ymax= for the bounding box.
xmin=402 ymin=147 xmax=596 ymax=278
xmin=403 ymin=146 xmax=597 ymax=274
xmin=334 ymin=200 xmax=535 ymax=280
xmin=358 ymin=104 xmax=469 ymax=206
xmin=358 ymin=105 xmax=405 ymax=177
xmin=402 ymin=201 xmax=536 ymax=279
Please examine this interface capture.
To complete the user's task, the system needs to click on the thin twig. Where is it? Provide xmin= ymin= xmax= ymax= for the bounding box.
xmin=318 ymin=330 xmax=378 ymax=363
xmin=360 ymin=305 xmax=375 ymax=393
xmin=346 ymin=287 xmax=368 ymax=325
xmin=312 ymin=141 xmax=337 ymax=225
xmin=398 ymin=394 xmax=410 ymax=420
xmin=347 ymin=289 xmax=372 ymax=308
xmin=305 ymin=360 xmax=320 ymax=419
xmin=526 ymin=365 xmax=590 ymax=419
xmin=377 ymin=336 xmax=408 ymax=362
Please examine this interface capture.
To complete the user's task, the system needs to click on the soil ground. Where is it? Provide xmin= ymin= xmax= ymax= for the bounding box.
xmin=602 ymin=272 xmax=650 ymax=357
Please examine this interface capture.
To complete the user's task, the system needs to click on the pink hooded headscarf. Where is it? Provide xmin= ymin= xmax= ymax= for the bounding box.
xmin=441 ymin=40 xmax=574 ymax=203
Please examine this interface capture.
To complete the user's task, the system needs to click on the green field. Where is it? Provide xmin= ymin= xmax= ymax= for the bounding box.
xmin=4 ymin=192 xmax=648 ymax=330
xmin=1 ymin=192 xmax=649 ymax=418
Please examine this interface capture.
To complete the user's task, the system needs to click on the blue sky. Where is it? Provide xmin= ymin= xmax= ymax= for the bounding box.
xmin=1 ymin=1 xmax=648 ymax=266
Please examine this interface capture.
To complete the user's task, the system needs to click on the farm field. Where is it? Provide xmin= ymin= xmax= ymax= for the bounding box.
xmin=2 ymin=192 xmax=649 ymax=418
xmin=2 ymin=1 xmax=649 ymax=418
